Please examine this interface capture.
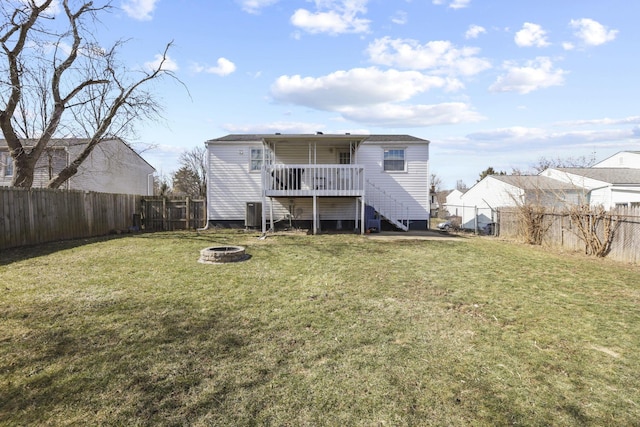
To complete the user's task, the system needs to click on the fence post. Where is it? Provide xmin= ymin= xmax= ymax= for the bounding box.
xmin=162 ymin=197 xmax=167 ymax=231
xmin=186 ymin=197 xmax=191 ymax=229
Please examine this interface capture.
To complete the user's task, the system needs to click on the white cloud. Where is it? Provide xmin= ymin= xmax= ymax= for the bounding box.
xmin=515 ymin=23 xmax=550 ymax=47
xmin=27 ymin=0 xmax=61 ymax=16
xmin=489 ymin=57 xmax=566 ymax=94
xmin=467 ymin=126 xmax=547 ymax=142
xmin=570 ymin=18 xmax=618 ymax=46
xmin=366 ymin=37 xmax=491 ymax=76
xmin=433 ymin=0 xmax=471 ymax=9
xmin=121 ymin=0 xmax=158 ymax=21
xmin=223 ymin=121 xmax=327 ymax=134
xmin=237 ymin=0 xmax=280 ymax=14
xmin=340 ymin=102 xmax=485 ymax=127
xmin=291 ymin=0 xmax=371 ymax=35
xmin=556 ymin=116 xmax=640 ymax=127
xmin=465 ymin=25 xmax=486 ymax=39
xmin=270 ymin=67 xmax=453 ymax=110
xmin=192 ymin=58 xmax=237 ymax=76
xmin=391 ymin=10 xmax=408 ymax=25
xmin=144 ymin=54 xmax=179 ymax=72
xmin=270 ymin=67 xmax=483 ymax=127
xmin=466 ymin=126 xmax=635 ymax=148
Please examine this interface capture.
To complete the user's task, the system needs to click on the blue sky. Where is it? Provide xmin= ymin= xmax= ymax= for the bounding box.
xmin=97 ymin=0 xmax=638 ymax=188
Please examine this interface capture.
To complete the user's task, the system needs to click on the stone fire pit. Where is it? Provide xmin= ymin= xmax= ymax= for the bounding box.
xmin=198 ymin=246 xmax=248 ymax=264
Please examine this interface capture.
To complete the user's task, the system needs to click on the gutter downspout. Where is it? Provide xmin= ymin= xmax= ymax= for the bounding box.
xmin=197 ymin=142 xmax=211 ymax=231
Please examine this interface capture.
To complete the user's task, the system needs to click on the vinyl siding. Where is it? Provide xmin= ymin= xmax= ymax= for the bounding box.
xmin=67 ymin=139 xmax=154 ymax=195
xmin=358 ymin=142 xmax=430 ymax=220
xmin=0 ymin=139 xmax=154 ymax=194
xmin=594 ymin=152 xmax=640 ymax=169
xmin=208 ymin=142 xmax=263 ymax=221
xmin=207 ymin=136 xmax=430 ymax=223
xmin=1 ymin=148 xmax=68 ymax=188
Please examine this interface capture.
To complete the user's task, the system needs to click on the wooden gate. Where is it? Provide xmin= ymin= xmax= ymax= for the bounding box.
xmin=141 ymin=197 xmax=206 ymax=231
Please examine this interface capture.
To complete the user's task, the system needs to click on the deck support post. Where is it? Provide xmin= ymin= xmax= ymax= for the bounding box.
xmin=360 ymin=196 xmax=365 ymax=235
xmin=269 ymin=197 xmax=274 ymax=231
xmin=313 ymin=195 xmax=317 ymax=235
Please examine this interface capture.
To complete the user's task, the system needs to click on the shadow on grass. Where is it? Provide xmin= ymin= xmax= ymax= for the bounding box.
xmin=0 ymin=233 xmax=135 ymax=266
xmin=0 ymin=298 xmax=270 ymax=425
xmin=0 ymin=230 xmax=245 ymax=266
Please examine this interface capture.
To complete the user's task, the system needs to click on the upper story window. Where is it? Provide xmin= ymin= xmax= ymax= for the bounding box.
xmin=250 ymin=147 xmax=271 ymax=171
xmin=2 ymin=153 xmax=13 ymax=177
xmin=383 ymin=148 xmax=405 ymax=172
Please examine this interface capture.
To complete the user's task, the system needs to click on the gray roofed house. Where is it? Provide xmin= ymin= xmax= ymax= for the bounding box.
xmin=540 ymin=167 xmax=640 ymax=209
xmin=0 ymin=138 xmax=155 ymax=195
xmin=593 ymin=151 xmax=640 ymax=169
xmin=204 ymin=133 xmax=431 ymax=234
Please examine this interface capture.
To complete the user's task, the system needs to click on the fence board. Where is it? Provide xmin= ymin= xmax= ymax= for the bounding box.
xmin=1 ymin=189 xmax=208 ymax=251
xmin=0 ymin=188 xmax=141 ymax=251
xmin=140 ymin=197 xmax=206 ymax=231
xmin=498 ymin=206 xmax=640 ymax=264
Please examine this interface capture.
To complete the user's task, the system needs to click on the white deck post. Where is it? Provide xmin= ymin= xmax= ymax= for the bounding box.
xmin=313 ymin=195 xmax=317 ymax=235
xmin=261 ymin=167 xmax=267 ymax=233
xmin=269 ymin=197 xmax=274 ymax=231
xmin=360 ymin=196 xmax=365 ymax=235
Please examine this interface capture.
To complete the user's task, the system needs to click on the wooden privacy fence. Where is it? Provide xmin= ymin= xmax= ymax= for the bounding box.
xmin=140 ymin=197 xmax=206 ymax=231
xmin=1 ymin=187 xmax=140 ymax=251
xmin=497 ymin=206 xmax=640 ymax=264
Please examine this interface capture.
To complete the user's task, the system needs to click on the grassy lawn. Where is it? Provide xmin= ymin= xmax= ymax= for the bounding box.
xmin=1 ymin=230 xmax=639 ymax=426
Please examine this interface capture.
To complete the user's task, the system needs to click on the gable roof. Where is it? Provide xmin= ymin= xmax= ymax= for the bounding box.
xmin=593 ymin=150 xmax=640 ymax=167
xmin=206 ymin=134 xmax=429 ymax=144
xmin=553 ymin=167 xmax=640 ymax=185
xmin=492 ymin=175 xmax=580 ymax=191
xmin=0 ymin=137 xmax=155 ymax=171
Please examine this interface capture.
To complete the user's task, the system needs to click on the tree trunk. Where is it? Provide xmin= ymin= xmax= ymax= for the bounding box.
xmin=10 ymin=150 xmax=37 ymax=188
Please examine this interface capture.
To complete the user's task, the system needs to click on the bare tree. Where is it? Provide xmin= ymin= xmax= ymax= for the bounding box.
xmin=531 ymin=155 xmax=596 ymax=174
xmin=455 ymin=179 xmax=468 ymax=192
xmin=569 ymin=204 xmax=620 ymax=257
xmin=0 ymin=0 xmax=180 ymax=188
xmin=153 ymin=172 xmax=172 ymax=196
xmin=172 ymin=146 xmax=206 ymax=198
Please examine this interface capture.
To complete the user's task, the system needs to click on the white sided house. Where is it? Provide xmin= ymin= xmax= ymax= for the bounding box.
xmin=593 ymin=151 xmax=640 ymax=169
xmin=0 ymin=138 xmax=155 ymax=195
xmin=205 ymin=134 xmax=430 ymax=234
xmin=459 ymin=175 xmax=583 ymax=230
xmin=540 ymin=167 xmax=640 ymax=209
xmin=443 ymin=188 xmax=465 ymax=217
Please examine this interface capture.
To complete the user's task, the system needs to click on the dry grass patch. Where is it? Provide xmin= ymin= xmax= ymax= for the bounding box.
xmin=1 ymin=230 xmax=639 ymax=425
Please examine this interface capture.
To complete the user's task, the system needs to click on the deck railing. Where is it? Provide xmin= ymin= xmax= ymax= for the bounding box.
xmin=264 ymin=164 xmax=365 ymax=196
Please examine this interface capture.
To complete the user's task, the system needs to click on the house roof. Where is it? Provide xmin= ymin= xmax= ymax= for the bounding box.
xmin=0 ymin=137 xmax=155 ymax=171
xmin=553 ymin=167 xmax=640 ymax=185
xmin=593 ymin=150 xmax=640 ymax=166
xmin=492 ymin=175 xmax=581 ymax=191
xmin=206 ymin=134 xmax=429 ymax=144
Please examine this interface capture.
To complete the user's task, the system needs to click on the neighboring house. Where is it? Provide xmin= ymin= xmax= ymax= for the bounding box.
xmin=459 ymin=175 xmax=583 ymax=230
xmin=0 ymin=138 xmax=155 ymax=195
xmin=593 ymin=151 xmax=640 ymax=169
xmin=540 ymin=167 xmax=640 ymax=209
xmin=429 ymin=186 xmax=439 ymax=218
xmin=205 ymin=133 xmax=430 ymax=234
xmin=443 ymin=188 xmax=465 ymax=217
